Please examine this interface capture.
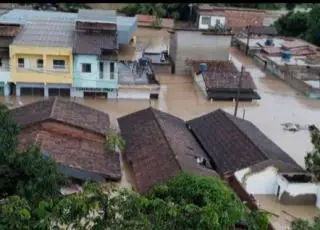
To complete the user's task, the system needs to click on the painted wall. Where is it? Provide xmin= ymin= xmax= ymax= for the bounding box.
xmin=276 ymin=174 xmax=318 ymax=198
xmin=73 ymin=55 xmax=118 ymax=89
xmin=235 ymin=166 xmax=279 ymax=195
xmin=173 ymin=31 xmax=231 ymax=76
xmin=198 ymin=15 xmax=226 ymax=30
xmin=10 ymin=45 xmax=73 ymax=84
xmin=194 ymin=73 xmax=207 ymax=97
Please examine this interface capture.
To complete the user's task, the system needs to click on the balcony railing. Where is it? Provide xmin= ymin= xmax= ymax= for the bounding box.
xmin=17 ymin=65 xmax=69 ymax=73
xmin=0 ymin=65 xmax=9 ymax=72
xmin=74 ymin=72 xmax=118 ymax=89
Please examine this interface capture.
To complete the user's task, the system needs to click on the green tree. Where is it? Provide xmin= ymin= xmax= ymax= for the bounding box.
xmin=274 ymin=11 xmax=308 ymax=38
xmin=305 ymin=125 xmax=320 ymax=181
xmin=286 ymin=3 xmax=296 ymax=11
xmin=0 ymin=104 xmax=65 ymax=205
xmin=291 ymin=215 xmax=320 ymax=230
xmin=105 ymin=131 xmax=126 ymax=153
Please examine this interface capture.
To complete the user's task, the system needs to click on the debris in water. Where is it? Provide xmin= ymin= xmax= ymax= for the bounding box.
xmin=281 ymin=123 xmax=309 ymax=132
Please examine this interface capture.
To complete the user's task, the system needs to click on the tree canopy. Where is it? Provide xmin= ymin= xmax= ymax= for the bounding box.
xmin=274 ymin=6 xmax=320 ymax=46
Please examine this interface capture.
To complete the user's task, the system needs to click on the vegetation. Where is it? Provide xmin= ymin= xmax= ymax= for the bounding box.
xmin=305 ymin=125 xmax=320 ymax=181
xmin=0 ymin=104 xmax=268 ymax=229
xmin=290 ymin=125 xmax=320 ymax=228
xmin=105 ymin=131 xmax=126 ymax=153
xmin=118 ymin=3 xmax=197 ymax=22
xmin=274 ymin=6 xmax=320 ymax=46
xmin=291 ymin=215 xmax=320 ymax=229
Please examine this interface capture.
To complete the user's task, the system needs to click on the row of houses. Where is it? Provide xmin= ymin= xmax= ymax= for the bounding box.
xmin=233 ymin=28 xmax=320 ymax=99
xmin=0 ymin=9 xmax=161 ymax=100
xmin=10 ymin=98 xmax=320 ymax=228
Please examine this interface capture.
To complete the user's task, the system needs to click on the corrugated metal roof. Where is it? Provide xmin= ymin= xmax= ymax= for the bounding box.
xmin=0 ymin=9 xmax=77 ymax=24
xmin=12 ymin=19 xmax=75 ymax=48
xmin=77 ymin=9 xmax=116 ymax=23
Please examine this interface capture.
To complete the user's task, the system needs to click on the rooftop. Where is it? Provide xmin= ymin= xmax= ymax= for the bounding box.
xmin=0 ymin=9 xmax=77 ymax=24
xmin=187 ymin=109 xmax=303 ymax=174
xmin=11 ymin=98 xmax=110 ymax=135
xmin=18 ymin=127 xmax=121 ymax=181
xmin=118 ymin=107 xmax=217 ymax=193
xmin=77 ymin=9 xmax=117 ymax=24
xmin=12 ymin=19 xmax=75 ymax=48
xmin=73 ymin=30 xmax=117 ymax=55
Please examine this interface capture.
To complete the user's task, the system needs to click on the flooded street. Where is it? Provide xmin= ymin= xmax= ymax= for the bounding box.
xmin=2 ymin=46 xmax=320 ymax=171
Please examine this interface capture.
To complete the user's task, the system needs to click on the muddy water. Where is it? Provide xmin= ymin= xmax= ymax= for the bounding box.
xmin=2 ymin=40 xmax=320 ymax=187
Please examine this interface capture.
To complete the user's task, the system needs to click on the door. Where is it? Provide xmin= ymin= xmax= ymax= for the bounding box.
xmin=276 ymin=185 xmax=280 ymax=198
xmin=99 ymin=62 xmax=103 ymax=79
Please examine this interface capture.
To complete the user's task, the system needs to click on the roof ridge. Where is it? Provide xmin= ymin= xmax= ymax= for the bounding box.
xmin=220 ymin=109 xmax=269 ymax=162
xmin=49 ymin=97 xmax=58 ymax=118
xmin=149 ymin=107 xmax=183 ymax=171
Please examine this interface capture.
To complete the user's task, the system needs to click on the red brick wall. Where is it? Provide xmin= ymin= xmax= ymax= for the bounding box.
xmin=40 ymin=121 xmax=105 ymax=143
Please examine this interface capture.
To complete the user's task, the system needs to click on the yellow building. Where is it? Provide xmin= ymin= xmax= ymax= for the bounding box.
xmin=10 ymin=19 xmax=75 ymax=97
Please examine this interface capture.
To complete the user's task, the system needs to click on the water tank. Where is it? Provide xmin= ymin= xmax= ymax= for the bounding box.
xmin=282 ymin=50 xmax=292 ymax=62
xmin=199 ymin=63 xmax=207 ymax=73
xmin=264 ymin=38 xmax=274 ymax=46
xmin=139 ymin=57 xmax=148 ymax=67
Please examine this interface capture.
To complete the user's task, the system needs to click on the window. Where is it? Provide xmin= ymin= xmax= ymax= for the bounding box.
xmin=37 ymin=59 xmax=43 ymax=68
xmin=216 ymin=19 xmax=221 ymax=25
xmin=81 ymin=63 xmax=91 ymax=73
xmin=110 ymin=62 xmax=115 ymax=79
xmin=0 ymin=58 xmax=2 ymax=67
xmin=53 ymin=60 xmax=65 ymax=69
xmin=18 ymin=58 xmax=24 ymax=68
xmin=201 ymin=16 xmax=210 ymax=25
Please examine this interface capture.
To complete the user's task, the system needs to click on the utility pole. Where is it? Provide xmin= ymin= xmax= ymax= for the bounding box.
xmin=245 ymin=26 xmax=251 ymax=56
xmin=234 ymin=65 xmax=245 ymax=117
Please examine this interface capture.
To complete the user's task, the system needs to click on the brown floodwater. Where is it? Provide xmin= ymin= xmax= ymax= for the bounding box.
xmin=1 ymin=35 xmax=320 ymax=187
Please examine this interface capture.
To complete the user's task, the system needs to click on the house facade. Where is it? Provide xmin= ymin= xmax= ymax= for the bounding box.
xmin=12 ymin=98 xmax=121 ymax=183
xmin=72 ymin=10 xmax=120 ymax=99
xmin=169 ymin=29 xmax=232 ymax=76
xmin=0 ymin=9 xmax=137 ymax=99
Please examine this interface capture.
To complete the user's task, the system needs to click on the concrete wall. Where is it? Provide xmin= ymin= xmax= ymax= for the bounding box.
xmin=235 ymin=166 xmax=279 ymax=195
xmin=73 ymin=55 xmax=118 ymax=89
xmin=198 ymin=15 xmax=226 ymax=30
xmin=10 ymin=45 xmax=73 ymax=84
xmin=276 ymin=174 xmax=318 ymax=205
xmin=173 ymin=31 xmax=231 ymax=76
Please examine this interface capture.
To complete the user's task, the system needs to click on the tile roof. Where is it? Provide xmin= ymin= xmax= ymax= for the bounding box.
xmin=282 ymin=40 xmax=309 ymax=49
xmin=11 ymin=98 xmax=110 ymax=135
xmin=77 ymin=9 xmax=117 ymax=23
xmin=118 ymin=107 xmax=217 ymax=194
xmin=12 ymin=19 xmax=75 ymax=48
xmin=187 ymin=109 xmax=302 ymax=174
xmin=74 ymin=30 xmax=117 ymax=55
xmin=203 ymin=71 xmax=256 ymax=90
xmin=137 ymin=14 xmax=174 ymax=29
xmin=18 ymin=127 xmax=121 ymax=181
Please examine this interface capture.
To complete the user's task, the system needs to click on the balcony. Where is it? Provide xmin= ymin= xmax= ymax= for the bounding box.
xmin=73 ymin=72 xmax=118 ymax=89
xmin=17 ymin=65 xmax=69 ymax=73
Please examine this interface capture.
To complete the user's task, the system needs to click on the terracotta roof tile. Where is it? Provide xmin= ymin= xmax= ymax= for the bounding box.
xmin=11 ymin=98 xmax=110 ymax=135
xmin=18 ymin=126 xmax=121 ymax=181
xmin=187 ymin=109 xmax=302 ymax=174
xmin=74 ymin=30 xmax=117 ymax=55
xmin=118 ymin=107 xmax=217 ymax=193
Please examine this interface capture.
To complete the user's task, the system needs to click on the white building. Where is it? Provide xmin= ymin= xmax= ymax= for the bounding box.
xmin=187 ymin=109 xmax=320 ymax=208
